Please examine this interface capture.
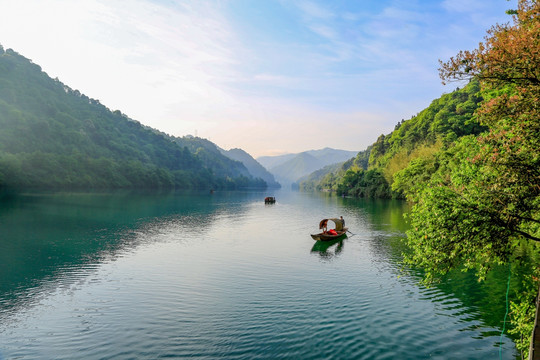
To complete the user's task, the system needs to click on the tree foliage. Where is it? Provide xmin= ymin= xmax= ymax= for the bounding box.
xmin=369 ymin=80 xmax=485 ymax=182
xmin=300 ymin=81 xmax=485 ymax=198
xmin=336 ymin=168 xmax=392 ymax=198
xmin=296 ymin=1 xmax=540 ymax=353
xmin=298 ymin=147 xmax=373 ymax=194
xmin=405 ymin=1 xmax=540 ymax=355
xmin=407 ymin=0 xmax=540 ymax=278
xmin=0 ymin=47 xmax=266 ymax=190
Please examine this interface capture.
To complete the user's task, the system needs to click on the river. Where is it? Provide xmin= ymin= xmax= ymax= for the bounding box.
xmin=0 ymin=190 xmax=518 ymax=359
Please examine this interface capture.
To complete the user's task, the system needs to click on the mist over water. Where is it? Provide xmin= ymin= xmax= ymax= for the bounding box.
xmin=0 ymin=190 xmax=518 ymax=359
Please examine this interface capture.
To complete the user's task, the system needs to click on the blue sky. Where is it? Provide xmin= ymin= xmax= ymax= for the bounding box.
xmin=0 ymin=0 xmax=515 ymax=157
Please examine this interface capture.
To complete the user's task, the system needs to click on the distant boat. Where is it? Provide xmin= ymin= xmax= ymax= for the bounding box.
xmin=264 ymin=196 xmax=276 ymax=204
xmin=311 ymin=218 xmax=348 ymax=241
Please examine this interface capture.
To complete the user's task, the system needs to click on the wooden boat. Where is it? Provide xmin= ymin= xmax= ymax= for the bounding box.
xmin=311 ymin=218 xmax=348 ymax=241
xmin=264 ymin=196 xmax=276 ymax=204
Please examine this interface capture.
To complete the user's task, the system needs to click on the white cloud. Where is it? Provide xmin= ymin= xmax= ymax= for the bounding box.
xmin=442 ymin=0 xmax=515 ymax=28
xmin=308 ymin=24 xmax=339 ymax=40
xmin=296 ymin=1 xmax=335 ymax=20
xmin=0 ymin=0 xmax=247 ymax=137
xmin=0 ymin=0 xmax=515 ymax=157
xmin=441 ymin=0 xmax=484 ymax=13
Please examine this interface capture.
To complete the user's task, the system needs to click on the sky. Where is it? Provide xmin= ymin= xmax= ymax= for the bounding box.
xmin=0 ymin=0 xmax=516 ymax=158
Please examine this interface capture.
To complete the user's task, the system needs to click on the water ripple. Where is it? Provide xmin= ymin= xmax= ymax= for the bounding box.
xmin=0 ymin=191 xmax=518 ymax=359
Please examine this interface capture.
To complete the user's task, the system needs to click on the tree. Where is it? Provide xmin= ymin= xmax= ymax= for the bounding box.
xmin=408 ymin=0 xmax=540 ymax=274
xmin=405 ymin=1 xmax=540 ymax=355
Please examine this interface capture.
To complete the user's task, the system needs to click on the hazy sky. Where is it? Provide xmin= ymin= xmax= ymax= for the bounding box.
xmin=0 ymin=0 xmax=515 ymax=157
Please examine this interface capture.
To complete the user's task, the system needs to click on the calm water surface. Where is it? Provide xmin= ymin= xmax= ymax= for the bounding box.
xmin=0 ymin=190 xmax=518 ymax=359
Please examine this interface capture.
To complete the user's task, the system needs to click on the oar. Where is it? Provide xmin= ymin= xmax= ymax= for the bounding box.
xmin=346 ymin=229 xmax=356 ymax=236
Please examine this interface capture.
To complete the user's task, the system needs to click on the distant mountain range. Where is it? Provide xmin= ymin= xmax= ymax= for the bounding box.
xmin=257 ymin=148 xmax=358 ymax=186
xmin=0 ymin=45 xmax=357 ymax=191
xmin=0 ymin=45 xmax=269 ymax=190
xmin=219 ymin=148 xmax=280 ymax=188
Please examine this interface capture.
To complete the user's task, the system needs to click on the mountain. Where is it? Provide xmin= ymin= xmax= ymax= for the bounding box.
xmin=257 ymin=148 xmax=357 ymax=171
xmin=261 ymin=148 xmax=358 ymax=186
xmin=295 ymin=162 xmax=344 ymax=190
xmin=298 ymin=146 xmax=371 ymax=191
xmin=256 ymin=153 xmax=297 ymax=170
xmin=298 ymin=80 xmax=485 ymax=197
xmin=270 ymin=152 xmax=320 ymax=186
xmin=172 ymin=136 xmax=251 ymax=179
xmin=304 ymin=148 xmax=359 ymax=166
xmin=0 ymin=46 xmax=266 ymax=190
xmin=219 ymin=148 xmax=281 ymax=188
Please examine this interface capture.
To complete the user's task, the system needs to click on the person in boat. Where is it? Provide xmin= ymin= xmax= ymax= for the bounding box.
xmin=340 ymin=216 xmax=345 ymax=228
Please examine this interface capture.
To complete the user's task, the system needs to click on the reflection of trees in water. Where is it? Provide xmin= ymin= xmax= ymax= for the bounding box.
xmin=310 ymin=239 xmax=344 ymax=261
xmin=338 ymin=196 xmax=410 ymax=233
xmin=0 ymin=190 xmax=259 ymax=315
xmin=367 ymin=225 xmax=533 ymax=340
xmin=339 ymin=195 xmax=533 ymax=341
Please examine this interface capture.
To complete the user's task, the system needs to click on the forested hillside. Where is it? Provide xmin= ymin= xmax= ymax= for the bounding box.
xmin=172 ymin=136 xmax=250 ymax=180
xmin=298 ymin=146 xmax=370 ymax=192
xmin=0 ymin=46 xmax=266 ymax=190
xmin=263 ymin=148 xmax=358 ymax=185
xmin=404 ymin=3 xmax=540 ymax=356
xmin=300 ymin=2 xmax=540 ymax=356
xmin=219 ymin=148 xmax=280 ymax=188
xmin=300 ymin=80 xmax=484 ymax=198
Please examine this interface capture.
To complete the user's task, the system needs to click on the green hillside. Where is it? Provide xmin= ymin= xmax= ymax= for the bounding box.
xmin=220 ymin=148 xmax=281 ymax=188
xmin=298 ymin=146 xmax=370 ymax=192
xmin=0 ymin=46 xmax=266 ymax=190
xmin=173 ymin=136 xmax=250 ymax=179
xmin=369 ymin=80 xmax=485 ymax=181
xmin=297 ymin=3 xmax=540 ymax=355
xmin=299 ymin=80 xmax=484 ymax=198
xmin=267 ymin=148 xmax=358 ymax=185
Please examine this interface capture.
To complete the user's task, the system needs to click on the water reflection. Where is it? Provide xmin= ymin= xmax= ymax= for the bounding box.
xmin=340 ymin=194 xmax=529 ymax=351
xmin=0 ymin=190 xmax=263 ymax=315
xmin=0 ymin=190 xmax=522 ymax=359
xmin=311 ymin=191 xmax=526 ymax=352
xmin=310 ymin=238 xmax=345 ymax=260
xmin=336 ymin=195 xmax=410 ymax=233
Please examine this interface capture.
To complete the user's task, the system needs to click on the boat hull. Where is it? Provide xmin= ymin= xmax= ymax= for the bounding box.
xmin=311 ymin=229 xmax=348 ymax=241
